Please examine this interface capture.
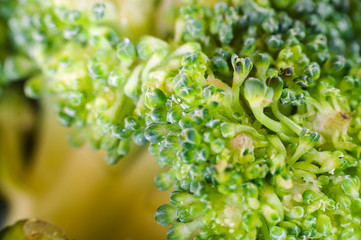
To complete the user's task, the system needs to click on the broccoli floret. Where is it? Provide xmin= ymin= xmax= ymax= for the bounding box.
xmin=4 ymin=0 xmax=361 ymax=239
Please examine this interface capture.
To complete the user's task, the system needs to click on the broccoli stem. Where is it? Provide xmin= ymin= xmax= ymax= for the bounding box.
xmin=271 ymin=102 xmax=302 ymax=135
xmin=124 ymin=64 xmax=145 ymax=100
xmin=251 ymin=106 xmax=291 ymax=135
xmin=232 ymin=78 xmax=246 ymax=116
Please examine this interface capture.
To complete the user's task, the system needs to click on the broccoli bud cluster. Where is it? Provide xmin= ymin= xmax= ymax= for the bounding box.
xmin=3 ymin=0 xmax=361 ymax=239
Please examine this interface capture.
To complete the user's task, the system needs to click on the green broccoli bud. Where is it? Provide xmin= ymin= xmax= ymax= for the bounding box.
xmin=240 ymin=37 xmax=256 ymax=56
xmin=287 ymin=206 xmax=304 ymax=220
xmin=244 ymin=78 xmax=290 ymax=134
xmin=116 ymin=38 xmax=136 ymax=68
xmin=287 ymin=128 xmax=320 ymax=164
xmin=267 ymin=135 xmax=286 ymax=174
xmin=269 ymin=226 xmax=287 ymax=240
xmin=316 ymin=214 xmax=332 ymax=236
xmin=167 ymin=221 xmax=201 ymax=240
xmin=0 ymin=219 xmax=67 ymax=240
xmin=267 ymin=75 xmax=283 ymax=101
xmin=231 ymin=55 xmax=253 ymax=114
xmin=132 ymin=130 xmax=147 ymax=146
xmin=93 ymin=3 xmax=106 ymax=21
xmin=155 ymin=172 xmax=174 ymax=191
xmin=324 ymin=55 xmax=346 ymax=74
xmin=105 ymin=150 xmax=122 ymax=165
xmin=254 ymin=53 xmax=270 ymax=81
xmin=266 ymin=35 xmax=285 ymax=51
xmin=302 ymin=189 xmax=318 ymax=204
xmin=101 ymin=134 xmax=119 ymax=152
xmin=245 ymin=159 xmax=269 ymax=180
xmin=144 ymin=123 xmax=167 ymax=143
xmin=170 ymin=191 xmax=196 ymax=207
xmin=210 ymin=138 xmax=225 ymax=154
xmin=293 ymin=151 xmax=343 ymax=173
xmin=10 ymin=0 xmax=361 ymax=239
xmin=124 ymin=64 xmax=144 ymax=100
xmin=24 ymin=75 xmax=42 ymax=99
xmin=117 ymin=139 xmax=130 ymax=156
xmin=145 ymin=88 xmax=168 ymax=109
xmin=261 ymin=204 xmax=282 ymax=225
xmin=155 ymin=204 xmax=178 ymax=226
xmin=279 ymin=89 xmax=307 ymax=106
xmin=340 ymin=175 xmax=360 ymax=198
xmin=136 ymin=36 xmax=169 ymax=60
xmin=169 ymin=42 xmax=202 ymax=59
xmin=108 ymin=67 xmax=130 ymax=88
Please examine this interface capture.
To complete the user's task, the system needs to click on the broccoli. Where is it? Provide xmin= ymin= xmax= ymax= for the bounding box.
xmin=2 ymin=0 xmax=361 ymax=239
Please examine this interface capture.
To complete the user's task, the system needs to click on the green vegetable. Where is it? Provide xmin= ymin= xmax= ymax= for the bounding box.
xmin=2 ymin=0 xmax=361 ymax=239
xmin=0 ymin=219 xmax=67 ymax=240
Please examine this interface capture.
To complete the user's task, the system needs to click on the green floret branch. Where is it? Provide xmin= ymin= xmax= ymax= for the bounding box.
xmin=4 ymin=0 xmax=361 ymax=239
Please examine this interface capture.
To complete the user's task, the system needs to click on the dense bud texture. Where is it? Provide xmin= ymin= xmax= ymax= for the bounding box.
xmin=3 ymin=0 xmax=361 ymax=239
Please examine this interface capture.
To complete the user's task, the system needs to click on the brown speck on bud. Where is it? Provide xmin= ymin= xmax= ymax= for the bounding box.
xmin=279 ymin=67 xmax=294 ymax=78
xmin=231 ymin=134 xmax=253 ymax=153
xmin=339 ymin=111 xmax=350 ymax=120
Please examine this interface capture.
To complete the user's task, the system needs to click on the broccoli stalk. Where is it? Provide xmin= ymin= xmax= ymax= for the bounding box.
xmin=244 ymin=78 xmax=291 ymax=135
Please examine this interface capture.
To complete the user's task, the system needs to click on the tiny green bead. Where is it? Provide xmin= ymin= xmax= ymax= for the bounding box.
xmin=194 ymin=145 xmax=209 ymax=162
xmin=189 ymin=202 xmax=203 ymax=219
xmin=145 ymin=88 xmax=167 ymax=109
xmin=302 ymin=190 xmax=317 ymax=204
xmin=318 ymin=175 xmax=329 ymax=185
xmin=202 ymin=85 xmax=217 ymax=99
xmin=116 ymin=38 xmax=136 ymax=67
xmin=136 ymin=36 xmax=169 ymax=60
xmin=266 ymin=35 xmax=284 ymax=51
xmin=24 ymin=76 xmax=42 ymax=99
xmin=117 ymin=139 xmax=130 ymax=156
xmin=190 ymin=180 xmax=206 ymax=197
xmin=167 ymin=221 xmax=200 ymax=240
xmin=148 ymin=142 xmax=161 ymax=156
xmin=157 ymin=156 xmax=172 ymax=168
xmin=220 ymin=122 xmax=235 ymax=138
xmin=341 ymin=176 xmax=359 ymax=197
xmin=340 ymin=227 xmax=354 ymax=239
xmin=170 ymin=191 xmax=196 ymax=206
xmin=155 ymin=204 xmax=178 ymax=226
xmin=149 ymin=107 xmax=167 ymax=123
xmin=145 ymin=123 xmax=165 ymax=143
xmin=181 ymin=128 xmax=200 ymax=148
xmin=101 ymin=135 xmax=118 ymax=151
xmin=112 ymin=125 xmax=132 ymax=139
xmin=179 ymin=149 xmax=195 ymax=164
xmin=93 ymin=3 xmax=105 ymax=20
xmin=132 ymin=130 xmax=147 ymax=145
xmin=261 ymin=204 xmax=281 ymax=225
xmin=242 ymin=183 xmax=259 ymax=198
xmin=167 ymin=108 xmax=182 ymax=124
xmin=211 ymin=138 xmax=225 ymax=154
xmin=124 ymin=116 xmax=141 ymax=131
xmin=316 ymin=214 xmax=332 ymax=236
xmin=57 ymin=112 xmax=73 ymax=127
xmin=269 ymin=226 xmax=287 ymax=240
xmin=155 ymin=172 xmax=174 ymax=191
xmin=287 ymin=206 xmax=304 ymax=219
xmin=105 ymin=151 xmax=122 ymax=165
xmin=108 ymin=67 xmax=129 ymax=87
